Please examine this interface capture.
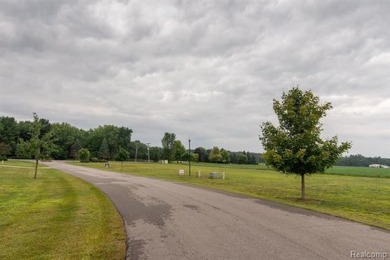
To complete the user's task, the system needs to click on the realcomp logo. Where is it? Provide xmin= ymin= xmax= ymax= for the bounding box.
xmin=351 ymin=251 xmax=388 ymax=259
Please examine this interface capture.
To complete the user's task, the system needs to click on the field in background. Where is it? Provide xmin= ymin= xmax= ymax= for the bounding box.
xmin=326 ymin=166 xmax=390 ymax=178
xmin=0 ymin=160 xmax=125 ymax=259
xmin=72 ymin=161 xmax=390 ymax=230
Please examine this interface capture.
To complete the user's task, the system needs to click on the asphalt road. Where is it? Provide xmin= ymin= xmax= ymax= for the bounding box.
xmin=46 ymin=161 xmax=390 ymax=260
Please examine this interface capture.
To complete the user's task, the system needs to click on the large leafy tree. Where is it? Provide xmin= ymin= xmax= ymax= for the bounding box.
xmin=173 ymin=140 xmax=186 ymax=162
xmin=161 ymin=132 xmax=176 ymax=162
xmin=260 ymin=87 xmax=351 ymax=199
xmin=149 ymin=146 xmax=162 ymax=162
xmin=208 ymin=147 xmax=230 ymax=163
xmin=18 ymin=120 xmax=33 ymax=141
xmin=220 ymin=149 xmax=231 ymax=164
xmin=208 ymin=146 xmax=222 ymax=163
xmin=0 ymin=116 xmax=19 ymax=156
xmin=194 ymin=147 xmax=208 ymax=162
xmin=237 ymin=152 xmax=248 ymax=164
xmin=86 ymin=125 xmax=132 ymax=160
xmin=129 ymin=140 xmax=148 ymax=162
xmin=48 ymin=123 xmax=85 ymax=160
xmin=116 ymin=127 xmax=133 ymax=152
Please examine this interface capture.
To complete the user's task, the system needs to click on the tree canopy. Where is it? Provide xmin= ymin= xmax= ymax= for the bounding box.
xmin=260 ymin=87 xmax=351 ymax=199
xmin=161 ymin=132 xmax=176 ymax=162
xmin=173 ymin=140 xmax=186 ymax=162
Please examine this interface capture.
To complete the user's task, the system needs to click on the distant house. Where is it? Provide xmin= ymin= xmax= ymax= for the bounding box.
xmin=369 ymin=164 xmax=389 ymax=168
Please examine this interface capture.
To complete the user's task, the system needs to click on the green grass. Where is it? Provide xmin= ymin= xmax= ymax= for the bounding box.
xmin=0 ymin=160 xmax=125 ymax=259
xmin=326 ymin=166 xmax=390 ymax=178
xmin=72 ymin=161 xmax=390 ymax=230
xmin=0 ymin=159 xmax=44 ymax=168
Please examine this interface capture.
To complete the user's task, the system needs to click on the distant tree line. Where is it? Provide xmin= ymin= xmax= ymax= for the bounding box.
xmin=336 ymin=154 xmax=390 ymax=167
xmin=0 ymin=115 xmax=134 ymax=162
xmin=0 ymin=115 xmax=262 ymax=165
xmin=193 ymin=146 xmax=262 ymax=165
xmin=2 ymin=115 xmax=388 ymax=167
xmin=160 ymin=132 xmax=262 ymax=165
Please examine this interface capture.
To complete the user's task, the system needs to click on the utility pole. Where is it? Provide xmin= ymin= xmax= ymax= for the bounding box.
xmin=188 ymin=138 xmax=191 ymax=176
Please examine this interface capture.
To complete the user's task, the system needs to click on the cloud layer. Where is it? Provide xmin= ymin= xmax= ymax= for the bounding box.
xmin=1 ymin=0 xmax=389 ymax=156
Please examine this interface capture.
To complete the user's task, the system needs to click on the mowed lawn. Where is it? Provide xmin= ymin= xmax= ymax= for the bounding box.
xmin=74 ymin=161 xmax=390 ymax=230
xmin=0 ymin=160 xmax=125 ymax=259
xmin=326 ymin=165 xmax=390 ymax=178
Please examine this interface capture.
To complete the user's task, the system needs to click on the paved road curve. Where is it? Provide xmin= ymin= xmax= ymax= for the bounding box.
xmin=47 ymin=161 xmax=390 ymax=260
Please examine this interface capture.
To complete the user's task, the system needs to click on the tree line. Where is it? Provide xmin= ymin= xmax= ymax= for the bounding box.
xmin=1 ymin=114 xmax=388 ymax=168
xmin=336 ymin=154 xmax=390 ymax=167
xmin=0 ymin=114 xmax=133 ymax=162
xmin=160 ymin=132 xmax=262 ymax=164
xmin=0 ymin=115 xmax=261 ymax=165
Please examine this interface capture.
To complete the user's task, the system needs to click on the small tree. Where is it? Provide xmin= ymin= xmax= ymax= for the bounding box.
xmin=260 ymin=87 xmax=351 ymax=200
xmin=116 ymin=147 xmax=129 ymax=171
xmin=27 ymin=113 xmax=53 ymax=179
xmin=79 ymin=148 xmax=90 ymax=163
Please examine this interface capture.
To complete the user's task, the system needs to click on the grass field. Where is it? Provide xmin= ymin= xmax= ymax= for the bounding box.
xmin=326 ymin=166 xmax=390 ymax=178
xmin=0 ymin=160 xmax=125 ymax=259
xmin=73 ymin=161 xmax=390 ymax=230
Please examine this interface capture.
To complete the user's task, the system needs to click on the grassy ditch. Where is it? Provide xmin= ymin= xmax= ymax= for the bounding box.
xmin=73 ymin=161 xmax=390 ymax=230
xmin=0 ymin=160 xmax=125 ymax=259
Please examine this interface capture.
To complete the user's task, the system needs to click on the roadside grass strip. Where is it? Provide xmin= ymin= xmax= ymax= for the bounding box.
xmin=0 ymin=161 xmax=125 ymax=259
xmin=0 ymin=159 xmax=48 ymax=168
xmin=73 ymin=161 xmax=390 ymax=230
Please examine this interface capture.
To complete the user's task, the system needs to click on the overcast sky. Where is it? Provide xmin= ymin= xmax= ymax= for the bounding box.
xmin=1 ymin=0 xmax=389 ymax=157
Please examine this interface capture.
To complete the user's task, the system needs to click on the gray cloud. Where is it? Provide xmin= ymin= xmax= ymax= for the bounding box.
xmin=1 ymin=0 xmax=389 ymax=157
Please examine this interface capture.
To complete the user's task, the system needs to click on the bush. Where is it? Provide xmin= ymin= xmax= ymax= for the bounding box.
xmin=79 ymin=148 xmax=90 ymax=163
xmin=90 ymin=157 xmax=99 ymax=162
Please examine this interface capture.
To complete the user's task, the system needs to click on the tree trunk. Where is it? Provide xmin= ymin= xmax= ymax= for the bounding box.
xmin=301 ymin=173 xmax=305 ymax=200
xmin=34 ymin=157 xmax=39 ymax=179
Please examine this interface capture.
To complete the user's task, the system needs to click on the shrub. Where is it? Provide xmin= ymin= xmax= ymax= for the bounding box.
xmin=90 ymin=157 xmax=99 ymax=162
xmin=79 ymin=148 xmax=90 ymax=163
